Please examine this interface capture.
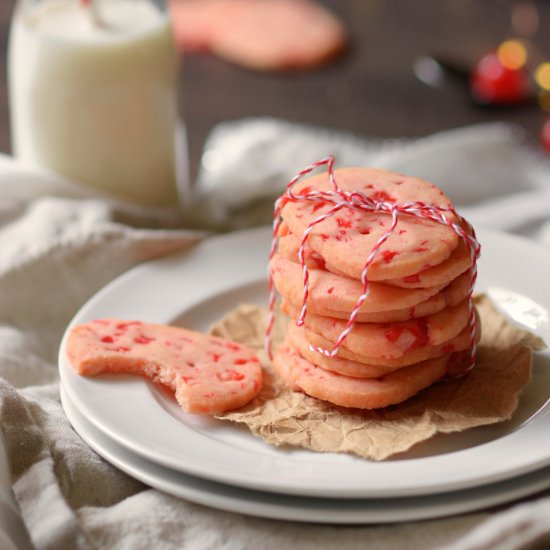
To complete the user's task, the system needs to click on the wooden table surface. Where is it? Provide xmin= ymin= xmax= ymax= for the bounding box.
xmin=2 ymin=0 xmax=550 ymax=181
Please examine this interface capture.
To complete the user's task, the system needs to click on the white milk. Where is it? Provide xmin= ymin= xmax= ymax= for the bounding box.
xmin=9 ymin=0 xmax=185 ymax=207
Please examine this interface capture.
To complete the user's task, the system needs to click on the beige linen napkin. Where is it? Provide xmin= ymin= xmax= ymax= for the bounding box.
xmin=1 ymin=118 xmax=550 ymax=550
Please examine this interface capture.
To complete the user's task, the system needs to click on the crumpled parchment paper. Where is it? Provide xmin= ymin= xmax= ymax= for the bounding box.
xmin=212 ymin=296 xmax=544 ymax=461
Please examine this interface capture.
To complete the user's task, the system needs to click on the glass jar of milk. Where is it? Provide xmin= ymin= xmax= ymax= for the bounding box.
xmin=8 ymin=0 xmax=187 ymax=208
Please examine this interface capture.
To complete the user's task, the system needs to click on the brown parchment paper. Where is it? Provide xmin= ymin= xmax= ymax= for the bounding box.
xmin=211 ymin=296 xmax=545 ymax=461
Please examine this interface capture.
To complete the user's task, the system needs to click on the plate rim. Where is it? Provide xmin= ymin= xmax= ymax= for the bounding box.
xmin=60 ymin=384 xmax=550 ymax=525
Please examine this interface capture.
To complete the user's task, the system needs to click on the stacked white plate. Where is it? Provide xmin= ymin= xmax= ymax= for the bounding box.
xmin=58 ymin=227 xmax=550 ymax=524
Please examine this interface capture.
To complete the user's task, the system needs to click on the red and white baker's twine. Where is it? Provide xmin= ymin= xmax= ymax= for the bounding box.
xmin=266 ymin=156 xmax=481 ymax=376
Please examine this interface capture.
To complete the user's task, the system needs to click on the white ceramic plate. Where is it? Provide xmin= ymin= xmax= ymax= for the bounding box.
xmin=59 ymin=226 xmax=550 ymax=499
xmin=60 ymin=384 xmax=550 ymax=524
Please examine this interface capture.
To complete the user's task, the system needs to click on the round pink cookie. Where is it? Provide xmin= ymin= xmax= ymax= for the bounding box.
xmin=278 ymin=224 xmax=472 ymax=289
xmin=66 ymin=319 xmax=262 ymax=414
xmin=288 ymin=322 xmax=476 ymax=378
xmin=208 ymin=0 xmax=346 ymax=71
xmin=287 ymin=323 xmax=403 ymax=378
xmin=280 ymin=270 xmax=470 ymax=323
xmin=388 ymin=239 xmax=471 ymax=289
xmin=169 ymin=0 xmax=227 ymax=53
xmin=281 ymin=167 xmax=460 ymax=281
xmin=283 ymin=300 xmax=470 ymax=359
xmin=302 ymin=320 xmax=478 ymax=368
xmin=273 ymin=340 xmax=451 ymax=409
xmin=270 ymin=254 xmax=446 ymax=316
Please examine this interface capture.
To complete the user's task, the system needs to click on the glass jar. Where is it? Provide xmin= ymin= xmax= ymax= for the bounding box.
xmin=8 ymin=0 xmax=188 ymax=208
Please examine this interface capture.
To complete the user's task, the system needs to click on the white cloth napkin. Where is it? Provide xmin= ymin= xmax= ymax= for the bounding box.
xmin=196 ymin=118 xmax=550 ymax=243
xmin=1 ymin=119 xmax=550 ymax=550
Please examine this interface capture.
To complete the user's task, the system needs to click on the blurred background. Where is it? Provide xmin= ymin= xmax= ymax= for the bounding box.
xmin=2 ymin=0 xmax=550 ymax=184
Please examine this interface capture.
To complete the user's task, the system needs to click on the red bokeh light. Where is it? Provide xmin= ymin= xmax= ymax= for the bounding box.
xmin=470 ymin=51 xmax=531 ymax=105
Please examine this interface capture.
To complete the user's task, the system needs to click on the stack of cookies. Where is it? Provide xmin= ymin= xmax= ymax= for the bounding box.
xmin=270 ymin=167 xmax=479 ymax=410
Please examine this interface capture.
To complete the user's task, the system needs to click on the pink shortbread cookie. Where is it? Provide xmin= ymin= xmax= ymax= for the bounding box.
xmin=207 ymin=0 xmax=346 ymax=71
xmin=270 ymin=254 xmax=448 ymax=316
xmin=281 ymin=167 xmax=460 ymax=281
xmin=66 ymin=319 xmax=262 ymax=414
xmin=170 ymin=0 xmax=227 ymax=53
xmin=273 ymin=339 xmax=455 ymax=409
xmin=280 ymin=271 xmax=470 ymax=323
xmin=294 ymin=314 xmax=481 ymax=368
xmin=283 ymin=299 xmax=470 ymax=359
xmin=303 ymin=325 xmax=476 ymax=369
xmin=286 ymin=322 xmax=476 ymax=378
xmin=302 ymin=321 xmax=477 ymax=368
xmin=278 ymin=223 xmax=472 ymax=289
